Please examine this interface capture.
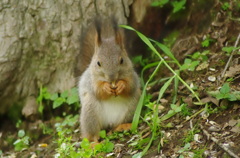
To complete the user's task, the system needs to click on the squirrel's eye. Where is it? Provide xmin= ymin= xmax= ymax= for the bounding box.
xmin=120 ymin=58 xmax=123 ymax=64
xmin=97 ymin=61 xmax=101 ymax=67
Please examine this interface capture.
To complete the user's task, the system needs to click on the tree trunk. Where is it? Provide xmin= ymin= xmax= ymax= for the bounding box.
xmin=0 ymin=0 xmax=134 ymax=116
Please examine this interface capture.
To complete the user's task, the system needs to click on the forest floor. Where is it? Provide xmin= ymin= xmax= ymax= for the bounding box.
xmin=1 ymin=1 xmax=240 ymax=158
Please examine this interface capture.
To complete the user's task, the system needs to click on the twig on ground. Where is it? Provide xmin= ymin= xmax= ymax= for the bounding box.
xmin=221 ymin=33 xmax=240 ymax=79
xmin=200 ymin=125 xmax=240 ymax=158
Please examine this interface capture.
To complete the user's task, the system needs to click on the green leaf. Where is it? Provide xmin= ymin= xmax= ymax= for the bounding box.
xmin=180 ymin=58 xmax=199 ymax=71
xmin=202 ymin=40 xmax=210 ymax=47
xmin=222 ymin=46 xmax=240 ymax=55
xmin=132 ymin=55 xmax=143 ymax=65
xmin=220 ymin=83 xmax=230 ymax=94
xmin=53 ymin=97 xmax=65 ymax=109
xmin=50 ymin=93 xmax=58 ymax=101
xmin=94 ymin=143 xmax=103 ymax=152
xmin=18 ymin=130 xmax=25 ymax=138
xmin=13 ymin=139 xmax=22 ymax=145
xmin=222 ymin=46 xmax=235 ymax=54
xmin=13 ymin=138 xmax=29 ymax=151
xmin=228 ymin=94 xmax=237 ymax=101
xmin=191 ymin=52 xmax=201 ymax=59
xmin=99 ymin=130 xmax=106 ymax=139
xmin=22 ymin=136 xmax=30 ymax=145
xmin=180 ymin=58 xmax=191 ymax=70
xmin=103 ymin=141 xmax=114 ymax=152
xmin=171 ymin=0 xmax=186 ymax=13
xmin=221 ymin=2 xmax=230 ymax=10
xmin=189 ymin=61 xmax=200 ymax=71
xmin=215 ymin=83 xmax=238 ymax=101
xmin=171 ymin=104 xmax=182 ymax=112
xmin=67 ymin=95 xmax=79 ymax=105
xmin=151 ymin=0 xmax=169 ymax=7
xmin=38 ymin=104 xmax=44 ymax=114
xmin=178 ymin=143 xmax=191 ymax=153
xmin=81 ymin=138 xmax=90 ymax=149
xmin=60 ymin=90 xmax=69 ymax=99
xmin=132 ymin=152 xmax=142 ymax=158
xmin=216 ymin=93 xmax=225 ymax=100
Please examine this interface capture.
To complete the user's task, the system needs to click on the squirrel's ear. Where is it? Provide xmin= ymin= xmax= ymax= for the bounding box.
xmin=94 ymin=31 xmax=101 ymax=52
xmin=115 ymin=30 xmax=125 ymax=50
xmin=94 ymin=18 xmax=102 ymax=48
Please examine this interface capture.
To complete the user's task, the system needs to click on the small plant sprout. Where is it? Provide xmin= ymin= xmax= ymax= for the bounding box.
xmin=13 ymin=130 xmax=30 ymax=151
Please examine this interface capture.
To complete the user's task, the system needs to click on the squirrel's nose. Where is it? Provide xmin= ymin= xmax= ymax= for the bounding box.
xmin=107 ymin=73 xmax=117 ymax=82
xmin=108 ymin=74 xmax=115 ymax=82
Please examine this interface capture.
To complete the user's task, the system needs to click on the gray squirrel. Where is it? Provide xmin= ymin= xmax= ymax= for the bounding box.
xmin=78 ymin=18 xmax=141 ymax=142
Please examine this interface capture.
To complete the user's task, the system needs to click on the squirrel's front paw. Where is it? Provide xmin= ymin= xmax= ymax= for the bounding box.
xmin=115 ymin=80 xmax=126 ymax=95
xmin=103 ymin=82 xmax=115 ymax=95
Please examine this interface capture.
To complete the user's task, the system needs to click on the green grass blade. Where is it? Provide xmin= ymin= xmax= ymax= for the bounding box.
xmin=122 ymin=25 xmax=202 ymax=157
xmin=157 ymin=76 xmax=175 ymax=103
xmin=132 ymin=61 xmax=162 ymax=131
xmin=151 ymin=39 xmax=181 ymax=67
xmin=140 ymin=61 xmax=160 ymax=86
xmin=142 ymin=76 xmax=175 ymax=156
xmin=120 ymin=25 xmax=161 ymax=59
xmin=132 ymin=90 xmax=146 ymax=131
xmin=122 ymin=25 xmax=200 ymax=102
xmin=172 ymin=70 xmax=180 ymax=104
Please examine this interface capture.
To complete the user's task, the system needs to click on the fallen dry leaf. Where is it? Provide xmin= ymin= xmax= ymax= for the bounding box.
xmin=225 ymin=64 xmax=240 ymax=78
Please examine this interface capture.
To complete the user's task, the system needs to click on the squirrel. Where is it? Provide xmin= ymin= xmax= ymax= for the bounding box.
xmin=78 ymin=18 xmax=141 ymax=142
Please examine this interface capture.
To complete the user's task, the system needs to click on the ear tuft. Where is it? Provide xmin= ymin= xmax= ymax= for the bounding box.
xmin=115 ymin=30 xmax=125 ymax=49
xmin=95 ymin=31 xmax=101 ymax=47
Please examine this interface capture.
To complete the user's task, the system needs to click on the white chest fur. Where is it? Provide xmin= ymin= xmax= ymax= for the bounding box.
xmin=100 ymin=96 xmax=129 ymax=128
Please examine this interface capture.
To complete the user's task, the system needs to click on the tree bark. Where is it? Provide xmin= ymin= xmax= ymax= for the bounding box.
xmin=0 ymin=0 xmax=134 ymax=115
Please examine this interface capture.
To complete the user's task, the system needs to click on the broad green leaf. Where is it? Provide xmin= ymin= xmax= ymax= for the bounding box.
xmin=151 ymin=0 xmax=169 ymax=7
xmin=67 ymin=88 xmax=79 ymax=105
xmin=53 ymin=97 xmax=65 ymax=109
xmin=43 ymin=92 xmax=51 ymax=100
xmin=222 ymin=2 xmax=230 ymax=10
xmin=80 ymin=138 xmax=90 ymax=149
xmin=18 ymin=130 xmax=25 ymax=138
xmin=171 ymin=0 xmax=186 ymax=13
xmin=228 ymin=94 xmax=237 ymax=101
xmin=180 ymin=58 xmax=199 ymax=71
xmin=22 ymin=136 xmax=30 ymax=145
xmin=99 ymin=130 xmax=106 ymax=138
xmin=104 ymin=141 xmax=114 ymax=152
xmin=132 ymin=152 xmax=142 ymax=158
xmin=50 ymin=93 xmax=58 ymax=101
xmin=191 ymin=52 xmax=201 ymax=59
xmin=13 ymin=139 xmax=22 ymax=145
xmin=60 ymin=90 xmax=68 ymax=99
xmin=222 ymin=46 xmax=236 ymax=53
xmin=201 ymin=39 xmax=210 ymax=47
xmin=220 ymin=83 xmax=230 ymax=94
